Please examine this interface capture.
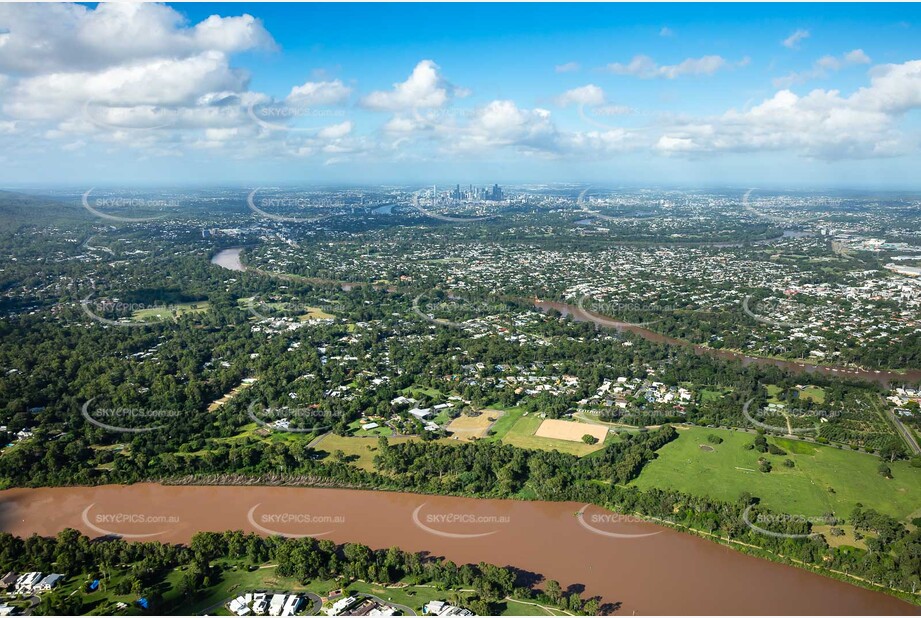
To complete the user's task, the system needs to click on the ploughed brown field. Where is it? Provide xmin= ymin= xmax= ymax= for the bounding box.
xmin=0 ymin=483 xmax=917 ymax=615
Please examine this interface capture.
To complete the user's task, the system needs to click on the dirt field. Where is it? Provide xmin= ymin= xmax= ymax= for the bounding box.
xmin=446 ymin=410 xmax=504 ymax=440
xmin=534 ymin=419 xmax=608 ymax=443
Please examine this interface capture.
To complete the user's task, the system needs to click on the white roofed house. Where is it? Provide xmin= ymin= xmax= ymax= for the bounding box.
xmin=269 ymin=594 xmax=287 ymax=616
xmin=15 ymin=571 xmax=42 ymax=594
xmin=229 ymin=595 xmax=251 ymax=616
xmin=281 ymin=595 xmax=302 ymax=616
xmin=35 ymin=573 xmax=65 ymax=592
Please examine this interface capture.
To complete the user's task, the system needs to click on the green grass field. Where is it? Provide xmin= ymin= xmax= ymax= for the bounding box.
xmin=347 ymin=419 xmax=394 ymax=437
xmin=799 ymin=386 xmax=826 ymax=403
xmin=132 ymin=301 xmax=209 ymax=322
xmin=632 ymin=425 xmax=921 ymax=522
xmin=481 ymin=406 xmax=526 ymax=441
xmin=499 ymin=598 xmax=570 ymax=616
xmin=168 ymin=563 xmax=311 ymax=615
xmin=498 ymin=413 xmax=613 ymax=457
xmin=314 ymin=434 xmax=417 ymax=471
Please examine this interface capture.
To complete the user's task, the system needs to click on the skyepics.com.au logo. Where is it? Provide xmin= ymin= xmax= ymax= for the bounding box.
xmin=246 ymin=402 xmax=344 ymax=433
xmin=411 ymin=503 xmax=511 ymax=539
xmin=576 ymin=187 xmax=661 ymax=223
xmin=81 ymin=504 xmax=179 ymax=539
xmin=741 ymin=188 xmax=822 ymax=228
xmin=409 ymin=189 xmax=496 ymax=223
xmin=244 ymin=295 xmax=344 ymax=322
xmin=81 ymin=398 xmax=181 ymax=433
xmin=80 ymin=294 xmax=197 ymax=328
xmin=575 ymin=505 xmax=661 ymax=539
xmin=246 ymin=100 xmax=347 ymax=133
xmin=574 ymin=295 xmax=663 ymax=328
xmin=741 ymin=504 xmax=828 ymax=540
xmin=246 ymin=504 xmax=345 ymax=538
xmin=247 ymin=187 xmax=332 ymax=223
xmin=741 ymin=398 xmax=837 ymax=435
xmin=412 ymin=292 xmax=510 ymax=330
xmin=81 ymin=188 xmax=176 ymax=222
xmin=82 ymin=99 xmax=177 ymax=132
xmin=741 ymin=293 xmax=810 ymax=329
xmin=582 ymin=408 xmax=679 ymax=420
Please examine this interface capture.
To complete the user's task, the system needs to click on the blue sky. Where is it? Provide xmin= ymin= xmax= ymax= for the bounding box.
xmin=1 ymin=3 xmax=920 ymax=187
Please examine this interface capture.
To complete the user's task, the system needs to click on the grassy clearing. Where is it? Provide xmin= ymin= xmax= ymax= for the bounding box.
xmin=701 ymin=388 xmax=730 ymax=403
xmin=314 ymin=434 xmax=417 ymax=472
xmin=811 ymin=524 xmax=868 ymax=550
xmin=632 ymin=425 xmax=921 ymax=522
xmin=765 ymin=385 xmax=783 ymax=403
xmin=167 ymin=563 xmax=311 ymax=615
xmin=500 ymin=414 xmax=612 ymax=457
xmin=499 ymin=598 xmax=570 ymax=616
xmin=799 ymin=386 xmax=826 ymax=403
xmin=132 ymin=301 xmax=209 ymax=322
xmin=446 ymin=410 xmax=503 ymax=441
xmin=347 ymin=419 xmax=394 ymax=437
xmin=238 ymin=298 xmax=335 ymax=322
xmin=481 ymin=406 xmax=526 ymax=441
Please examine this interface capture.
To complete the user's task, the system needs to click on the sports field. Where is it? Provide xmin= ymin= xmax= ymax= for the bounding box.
xmin=534 ymin=418 xmax=608 ymax=443
xmin=631 ymin=425 xmax=921 ymax=522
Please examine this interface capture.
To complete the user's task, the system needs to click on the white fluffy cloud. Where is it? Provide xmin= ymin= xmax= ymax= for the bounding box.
xmin=773 ymin=49 xmax=871 ymax=88
xmin=451 ymin=100 xmax=557 ymax=153
xmin=0 ymin=3 xmax=274 ymax=75
xmin=555 ymin=84 xmax=605 ymax=107
xmin=0 ymin=3 xmax=371 ymax=164
xmin=782 ymin=29 xmax=810 ymax=49
xmin=605 ymin=55 xmax=728 ymax=79
xmin=555 ymin=62 xmax=580 ymax=73
xmin=6 ymin=52 xmax=249 ymax=118
xmin=361 ymin=60 xmax=454 ymax=111
xmin=657 ymin=59 xmax=921 ymax=159
xmin=286 ymin=80 xmax=352 ymax=106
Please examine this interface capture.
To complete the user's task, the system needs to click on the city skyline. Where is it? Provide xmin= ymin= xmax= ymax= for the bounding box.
xmin=1 ymin=3 xmax=921 ymax=188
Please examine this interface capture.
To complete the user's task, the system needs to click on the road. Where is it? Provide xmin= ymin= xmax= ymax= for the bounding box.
xmin=884 ymin=407 xmax=921 ymax=456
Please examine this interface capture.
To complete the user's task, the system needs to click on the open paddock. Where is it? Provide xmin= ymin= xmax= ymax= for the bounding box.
xmin=535 ymin=418 xmax=608 ymax=443
xmin=446 ymin=410 xmax=503 ymax=440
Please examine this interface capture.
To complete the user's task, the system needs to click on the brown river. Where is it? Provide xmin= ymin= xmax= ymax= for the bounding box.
xmin=0 ymin=484 xmax=916 ymax=615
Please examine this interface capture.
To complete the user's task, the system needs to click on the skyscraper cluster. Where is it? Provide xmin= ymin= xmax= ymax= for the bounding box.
xmin=449 ymin=183 xmax=504 ymax=201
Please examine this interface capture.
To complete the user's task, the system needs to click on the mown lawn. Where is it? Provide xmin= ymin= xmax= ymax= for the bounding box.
xmin=631 ymin=425 xmax=921 ymax=522
xmin=499 ymin=414 xmax=612 ymax=457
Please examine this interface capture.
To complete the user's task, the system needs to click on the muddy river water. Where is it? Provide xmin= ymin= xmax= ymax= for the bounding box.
xmin=0 ymin=484 xmax=915 ymax=615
